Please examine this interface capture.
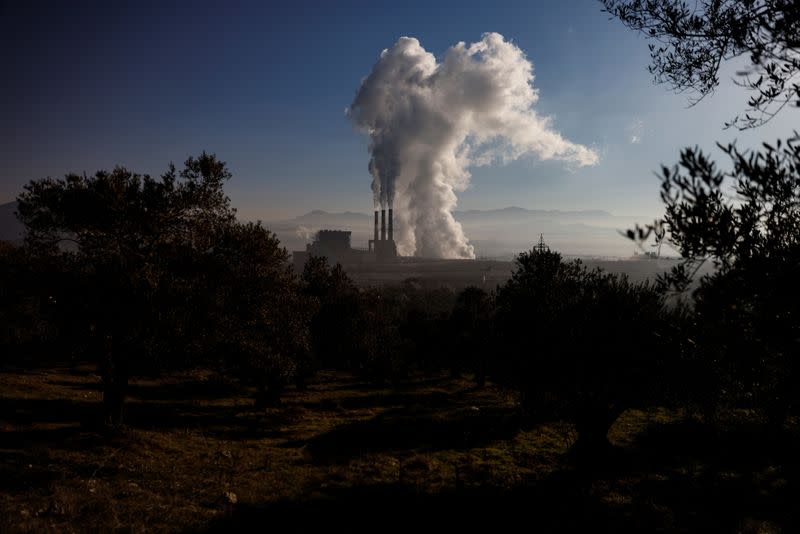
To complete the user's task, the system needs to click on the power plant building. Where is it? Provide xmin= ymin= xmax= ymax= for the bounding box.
xmin=292 ymin=208 xmax=397 ymax=270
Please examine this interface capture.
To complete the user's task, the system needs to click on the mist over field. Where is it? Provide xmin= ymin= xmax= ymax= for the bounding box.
xmin=1 ymin=200 xmax=655 ymax=259
xmin=269 ymin=206 xmax=655 ymax=259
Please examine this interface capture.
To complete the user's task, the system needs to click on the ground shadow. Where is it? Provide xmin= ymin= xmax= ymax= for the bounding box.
xmin=300 ymin=390 xmax=453 ymax=412
xmin=45 ymin=376 xmax=245 ymax=402
xmin=207 ymin=431 xmax=800 ymax=534
xmin=319 ymin=374 xmax=455 ymax=393
xmin=301 ymin=405 xmax=528 ymax=462
xmin=612 ymin=418 xmax=800 ymax=532
xmin=203 ymin=473 xmax=655 ymax=534
xmin=0 ymin=387 xmax=295 ymax=445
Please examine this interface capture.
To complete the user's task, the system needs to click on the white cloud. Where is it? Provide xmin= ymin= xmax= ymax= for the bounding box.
xmin=348 ymin=33 xmax=599 ymax=258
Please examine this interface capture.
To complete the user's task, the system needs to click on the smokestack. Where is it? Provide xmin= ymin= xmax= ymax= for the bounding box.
xmin=373 ymin=210 xmax=379 ymax=244
xmin=388 ymin=208 xmax=393 ymax=241
xmin=381 ymin=209 xmax=386 ymax=241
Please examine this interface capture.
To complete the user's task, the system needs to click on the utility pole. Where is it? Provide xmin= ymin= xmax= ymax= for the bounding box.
xmin=534 ymin=233 xmax=549 ymax=253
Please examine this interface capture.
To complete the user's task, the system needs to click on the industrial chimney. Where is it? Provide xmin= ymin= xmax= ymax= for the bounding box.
xmin=381 ymin=209 xmax=386 ymax=241
xmin=388 ymin=208 xmax=393 ymax=241
xmin=373 ymin=210 xmax=379 ymax=244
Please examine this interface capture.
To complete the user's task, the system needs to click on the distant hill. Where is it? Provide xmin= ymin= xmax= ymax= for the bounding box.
xmin=292 ymin=206 xmax=614 ymax=223
xmin=0 ymin=201 xmax=24 ymax=243
xmin=266 ymin=207 xmax=655 ymax=258
xmin=287 ymin=207 xmax=633 ymax=226
xmin=455 ymin=206 xmax=613 ymax=220
xmin=0 ymin=202 xmax=655 ymax=257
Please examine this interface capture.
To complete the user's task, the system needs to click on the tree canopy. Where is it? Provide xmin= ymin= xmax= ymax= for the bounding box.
xmin=602 ymin=0 xmax=800 ymax=129
xmin=654 ymin=138 xmax=800 ymax=421
xmin=494 ymin=248 xmax=669 ymax=456
xmin=15 ymin=153 xmax=303 ymax=422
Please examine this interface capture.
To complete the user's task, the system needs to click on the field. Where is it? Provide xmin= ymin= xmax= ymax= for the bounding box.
xmin=1 ymin=366 xmax=797 ymax=533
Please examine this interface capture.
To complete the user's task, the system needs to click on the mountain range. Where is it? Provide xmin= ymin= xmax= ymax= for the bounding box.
xmin=272 ymin=207 xmax=653 ymax=258
xmin=0 ymin=201 xmax=655 ymax=258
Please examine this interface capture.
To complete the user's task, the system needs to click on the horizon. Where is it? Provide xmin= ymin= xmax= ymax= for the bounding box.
xmin=3 ymin=0 xmax=798 ymax=246
xmin=270 ymin=205 xmax=642 ymax=221
xmin=0 ymin=196 xmax=648 ymax=218
xmin=0 ymin=197 xmax=654 ymax=258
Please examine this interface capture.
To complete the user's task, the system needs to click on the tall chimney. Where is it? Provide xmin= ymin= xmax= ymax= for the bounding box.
xmin=373 ymin=210 xmax=379 ymax=245
xmin=381 ymin=209 xmax=386 ymax=241
xmin=388 ymin=208 xmax=393 ymax=241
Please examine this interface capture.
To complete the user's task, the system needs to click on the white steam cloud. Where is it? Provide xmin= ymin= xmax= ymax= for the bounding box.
xmin=348 ymin=32 xmax=599 ymax=259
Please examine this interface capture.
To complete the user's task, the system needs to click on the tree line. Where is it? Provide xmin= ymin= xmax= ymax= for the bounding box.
xmin=2 ymin=0 xmax=798 ymax=461
xmin=2 ymin=138 xmax=798 ymax=461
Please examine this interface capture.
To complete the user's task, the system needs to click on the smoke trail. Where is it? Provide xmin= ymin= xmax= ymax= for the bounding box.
xmin=348 ymin=32 xmax=599 ymax=258
xmin=295 ymin=225 xmax=315 ymax=241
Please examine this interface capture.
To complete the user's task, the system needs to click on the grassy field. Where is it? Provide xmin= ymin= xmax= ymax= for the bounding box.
xmin=1 ymin=366 xmax=796 ymax=533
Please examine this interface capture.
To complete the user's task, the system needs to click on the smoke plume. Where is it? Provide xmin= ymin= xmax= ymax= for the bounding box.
xmin=348 ymin=32 xmax=599 ymax=258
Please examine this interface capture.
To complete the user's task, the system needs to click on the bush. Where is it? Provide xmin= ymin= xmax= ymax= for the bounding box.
xmin=493 ymin=248 xmax=671 ymax=457
xmin=15 ymin=154 xmax=308 ymax=421
xmin=643 ymin=137 xmax=800 ymax=427
xmin=449 ymin=287 xmax=494 ymax=385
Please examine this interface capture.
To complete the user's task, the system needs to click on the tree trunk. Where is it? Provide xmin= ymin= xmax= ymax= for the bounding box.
xmin=99 ymin=335 xmax=128 ymax=426
xmin=763 ymin=401 xmax=788 ymax=437
xmin=102 ymin=363 xmax=128 ymax=426
xmin=572 ymin=404 xmax=624 ymax=463
xmin=254 ymin=378 xmax=283 ymax=409
xmin=295 ymin=373 xmax=308 ymax=392
xmin=474 ymin=366 xmax=487 ymax=388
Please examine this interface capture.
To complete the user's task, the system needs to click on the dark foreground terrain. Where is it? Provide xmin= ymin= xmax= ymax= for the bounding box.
xmin=1 ymin=366 xmax=797 ymax=533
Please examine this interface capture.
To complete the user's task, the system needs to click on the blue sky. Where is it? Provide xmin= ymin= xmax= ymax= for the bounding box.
xmin=2 ymin=0 xmax=797 ymax=221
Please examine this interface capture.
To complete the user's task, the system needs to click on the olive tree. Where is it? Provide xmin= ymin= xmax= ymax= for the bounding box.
xmin=494 ymin=249 xmax=669 ymax=458
xmin=603 ymin=0 xmax=800 ymax=129
xmin=16 ymin=153 xmax=304 ymax=422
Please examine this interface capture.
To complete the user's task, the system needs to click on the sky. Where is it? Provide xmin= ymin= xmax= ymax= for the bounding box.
xmin=2 ymin=0 xmax=798 ymax=222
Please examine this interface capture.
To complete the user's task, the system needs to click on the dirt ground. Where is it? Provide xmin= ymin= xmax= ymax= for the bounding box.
xmin=1 ymin=366 xmax=796 ymax=533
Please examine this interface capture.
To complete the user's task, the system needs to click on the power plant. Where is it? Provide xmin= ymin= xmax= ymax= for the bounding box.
xmin=292 ymin=207 xmax=397 ymax=270
xmin=290 ymin=203 xmax=519 ymax=289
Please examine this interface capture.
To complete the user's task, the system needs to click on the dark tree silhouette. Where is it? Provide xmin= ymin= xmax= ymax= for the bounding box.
xmin=450 ymin=287 xmax=494 ymax=386
xmin=355 ymin=288 xmax=405 ymax=380
xmin=301 ymin=256 xmax=362 ymax=373
xmin=494 ymin=249 xmax=669 ymax=458
xmin=15 ymin=153 xmax=301 ymax=422
xmin=648 ymin=138 xmax=800 ymax=424
xmin=209 ymin=221 xmax=310 ymax=407
xmin=606 ymin=0 xmax=800 ymax=429
xmin=394 ymin=283 xmax=454 ymax=376
xmin=602 ymin=0 xmax=800 ymax=129
xmin=0 ymin=242 xmax=49 ymax=358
